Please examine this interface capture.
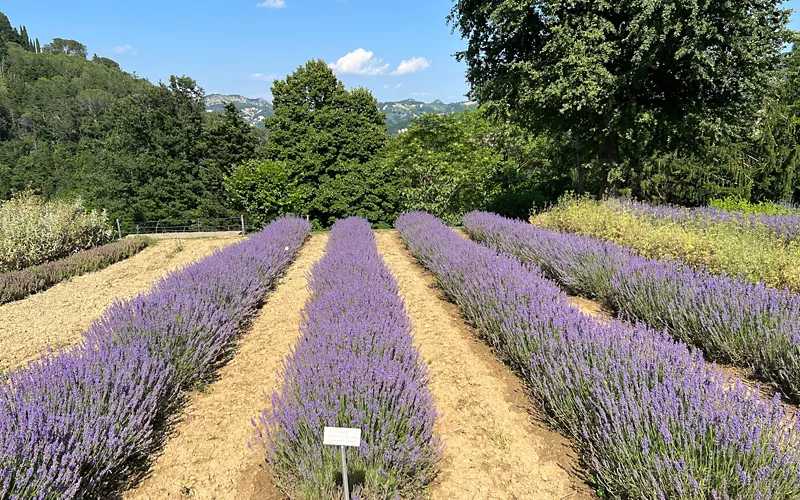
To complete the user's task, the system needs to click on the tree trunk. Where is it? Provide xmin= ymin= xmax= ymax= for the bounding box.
xmin=598 ymin=133 xmax=621 ymax=196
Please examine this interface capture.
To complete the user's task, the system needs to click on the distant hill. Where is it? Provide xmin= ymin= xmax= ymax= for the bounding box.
xmin=205 ymin=94 xmax=274 ymax=127
xmin=205 ymin=94 xmax=478 ymax=134
xmin=379 ymin=99 xmax=478 ymax=134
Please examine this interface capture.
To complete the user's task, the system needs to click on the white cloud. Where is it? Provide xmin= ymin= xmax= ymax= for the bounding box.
xmin=392 ymin=57 xmax=431 ymax=75
xmin=110 ymin=44 xmax=137 ymax=55
xmin=383 ymin=83 xmax=403 ymax=89
xmin=328 ymin=48 xmax=389 ymax=75
xmin=248 ymin=73 xmax=278 ymax=82
xmin=257 ymin=0 xmax=286 ymax=8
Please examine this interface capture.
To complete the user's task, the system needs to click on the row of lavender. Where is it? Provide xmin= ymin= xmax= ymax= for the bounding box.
xmin=255 ymin=217 xmax=439 ymax=499
xmin=464 ymin=211 xmax=800 ymax=402
xmin=397 ymin=211 xmax=800 ymax=499
xmin=610 ymin=198 xmax=800 ymax=241
xmin=0 ymin=217 xmax=311 ymax=498
xmin=0 ymin=237 xmax=150 ymax=305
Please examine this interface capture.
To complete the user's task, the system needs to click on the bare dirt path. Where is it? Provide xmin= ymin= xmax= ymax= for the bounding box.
xmin=0 ymin=237 xmax=239 ymax=369
xmin=568 ymin=296 xmax=612 ymax=323
xmin=376 ymin=231 xmax=594 ymax=500
xmin=125 ymin=234 xmax=328 ymax=500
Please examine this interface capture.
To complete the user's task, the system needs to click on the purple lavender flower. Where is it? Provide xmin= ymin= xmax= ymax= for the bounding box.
xmin=464 ymin=211 xmax=800 ymax=403
xmin=399 ymin=211 xmax=800 ymax=499
xmin=0 ymin=217 xmax=311 ymax=498
xmin=0 ymin=237 xmax=150 ymax=305
xmin=255 ymin=217 xmax=440 ymax=499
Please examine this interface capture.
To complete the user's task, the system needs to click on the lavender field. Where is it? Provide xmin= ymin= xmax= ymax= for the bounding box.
xmin=399 ymin=211 xmax=800 ymax=499
xmin=255 ymin=217 xmax=439 ymax=498
xmin=465 ymin=211 xmax=800 ymax=402
xmin=5 ymin=0 xmax=800 ymax=496
xmin=3 ymin=208 xmax=800 ymax=499
xmin=0 ymin=217 xmax=310 ymax=497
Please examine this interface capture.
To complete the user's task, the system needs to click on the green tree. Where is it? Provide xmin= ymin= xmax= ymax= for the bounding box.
xmin=262 ymin=59 xmax=391 ymax=226
xmin=199 ymin=102 xmax=261 ymax=217
xmin=747 ymin=37 xmax=800 ymax=203
xmin=42 ymin=38 xmax=87 ymax=58
xmin=0 ymin=12 xmax=17 ymax=59
xmin=18 ymin=26 xmax=32 ymax=51
xmin=449 ymin=0 xmax=792 ymax=194
xmin=92 ymin=54 xmax=120 ymax=71
xmin=225 ymin=159 xmax=304 ymax=227
xmin=384 ymin=108 xmax=561 ymax=223
xmin=78 ymin=75 xmax=208 ymax=223
xmin=635 ymin=38 xmax=800 ymax=206
xmin=0 ymin=13 xmax=16 ymax=44
xmin=0 ymin=9 xmax=275 ymax=224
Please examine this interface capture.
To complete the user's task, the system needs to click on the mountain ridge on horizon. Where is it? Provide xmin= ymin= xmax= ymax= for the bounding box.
xmin=205 ymin=93 xmax=478 ymax=135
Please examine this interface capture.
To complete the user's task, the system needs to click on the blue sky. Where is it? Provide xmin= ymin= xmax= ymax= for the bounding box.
xmin=4 ymin=1 xmax=800 ymax=104
xmin=2 ymin=0 xmax=471 ymax=103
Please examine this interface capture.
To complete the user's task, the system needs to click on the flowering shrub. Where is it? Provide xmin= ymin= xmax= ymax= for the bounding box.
xmin=465 ymin=210 xmax=800 ymax=402
xmin=398 ymin=211 xmax=800 ymax=499
xmin=0 ymin=237 xmax=151 ymax=304
xmin=256 ymin=217 xmax=439 ymax=499
xmin=615 ymin=198 xmax=800 ymax=242
xmin=535 ymin=197 xmax=800 ymax=290
xmin=0 ymin=216 xmax=310 ymax=498
xmin=0 ymin=192 xmax=113 ymax=273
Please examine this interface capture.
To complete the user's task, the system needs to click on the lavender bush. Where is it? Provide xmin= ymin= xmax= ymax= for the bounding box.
xmin=465 ymin=211 xmax=800 ymax=402
xmin=0 ymin=237 xmax=150 ymax=305
xmin=613 ymin=198 xmax=800 ymax=242
xmin=537 ymin=197 xmax=800 ymax=290
xmin=255 ymin=217 xmax=439 ymax=499
xmin=0 ymin=216 xmax=310 ymax=498
xmin=398 ymin=211 xmax=800 ymax=499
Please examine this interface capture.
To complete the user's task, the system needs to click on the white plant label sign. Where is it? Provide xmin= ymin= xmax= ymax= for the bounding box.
xmin=323 ymin=427 xmax=361 ymax=448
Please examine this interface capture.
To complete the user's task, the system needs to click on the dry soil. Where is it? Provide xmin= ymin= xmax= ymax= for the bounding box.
xmin=376 ymin=231 xmax=594 ymax=500
xmin=124 ymin=234 xmax=328 ymax=500
xmin=0 ymin=237 xmax=238 ymax=369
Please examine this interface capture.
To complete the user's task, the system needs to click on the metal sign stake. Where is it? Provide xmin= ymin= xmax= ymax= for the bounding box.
xmin=340 ymin=445 xmax=349 ymax=499
xmin=323 ymin=426 xmax=361 ymax=500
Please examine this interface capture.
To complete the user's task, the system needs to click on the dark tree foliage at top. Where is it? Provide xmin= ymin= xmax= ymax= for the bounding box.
xmin=199 ymin=102 xmax=261 ymax=218
xmin=92 ymin=54 xmax=120 ymax=71
xmin=449 ymin=0 xmax=794 ymax=196
xmin=259 ymin=59 xmax=394 ymax=226
xmin=0 ymin=13 xmax=36 ymax=55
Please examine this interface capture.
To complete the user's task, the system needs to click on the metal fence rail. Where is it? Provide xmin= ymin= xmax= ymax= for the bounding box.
xmin=117 ymin=216 xmax=252 ymax=237
xmin=115 ymin=214 xmax=311 ymax=238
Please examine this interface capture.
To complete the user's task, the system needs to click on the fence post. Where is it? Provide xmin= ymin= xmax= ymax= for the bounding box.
xmin=116 ymin=219 xmax=122 ymax=239
xmin=241 ymin=215 xmax=246 ymax=235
